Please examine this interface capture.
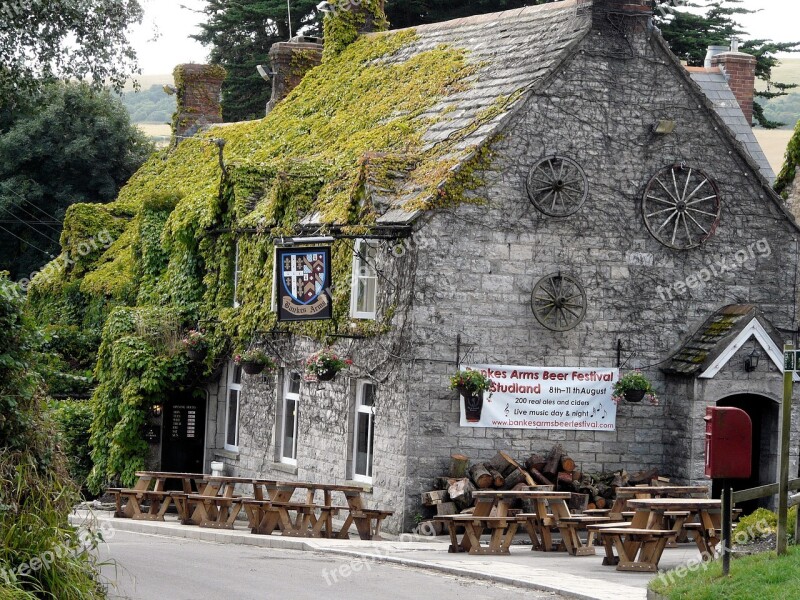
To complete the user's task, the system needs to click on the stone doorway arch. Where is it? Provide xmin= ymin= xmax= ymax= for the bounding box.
xmin=712 ymin=393 xmax=779 ymax=513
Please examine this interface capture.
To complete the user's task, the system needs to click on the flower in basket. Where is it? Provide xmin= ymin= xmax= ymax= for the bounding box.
xmin=235 ymin=348 xmax=276 ymax=370
xmin=449 ymin=369 xmax=492 ymax=397
xmin=612 ymin=370 xmax=659 ymax=406
xmin=304 ymin=349 xmax=353 ymax=378
xmin=181 ymin=329 xmax=206 ymax=349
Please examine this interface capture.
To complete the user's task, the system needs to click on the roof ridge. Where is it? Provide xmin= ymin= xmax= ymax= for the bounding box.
xmin=372 ymin=0 xmax=579 ymax=36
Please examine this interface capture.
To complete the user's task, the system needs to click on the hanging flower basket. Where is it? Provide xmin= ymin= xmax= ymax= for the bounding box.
xmin=187 ymin=346 xmax=207 ymax=362
xmin=305 ymin=349 xmax=352 ymax=381
xmin=241 ymin=361 xmax=266 ymax=375
xmin=450 ymin=370 xmax=492 ymax=423
xmin=624 ymin=389 xmax=646 ymax=403
xmin=317 ymin=368 xmax=338 ymax=382
xmin=182 ymin=329 xmax=207 ymax=362
xmin=235 ymin=349 xmax=276 ymax=376
xmin=612 ymin=371 xmax=659 ymax=406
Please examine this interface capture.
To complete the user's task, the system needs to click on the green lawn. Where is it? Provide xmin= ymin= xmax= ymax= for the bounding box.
xmin=650 ymin=546 xmax=800 ymax=599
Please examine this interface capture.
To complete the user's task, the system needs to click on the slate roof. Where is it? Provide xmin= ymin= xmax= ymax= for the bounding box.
xmin=661 ymin=305 xmax=783 ymax=375
xmin=687 ymin=67 xmax=775 ymax=184
xmin=372 ymin=1 xmax=592 ymax=224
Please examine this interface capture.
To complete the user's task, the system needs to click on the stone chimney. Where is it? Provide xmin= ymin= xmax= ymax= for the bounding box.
xmin=322 ymin=0 xmax=389 ymax=60
xmin=266 ymin=36 xmax=323 ymax=114
xmin=712 ymin=49 xmax=757 ymax=125
xmin=172 ymin=64 xmax=226 ymax=142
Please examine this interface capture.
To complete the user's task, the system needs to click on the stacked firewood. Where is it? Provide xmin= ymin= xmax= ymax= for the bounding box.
xmin=415 ymin=447 xmax=659 ymax=531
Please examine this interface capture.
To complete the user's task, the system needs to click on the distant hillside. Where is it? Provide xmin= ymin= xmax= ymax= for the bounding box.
xmin=759 ymin=58 xmax=800 ymax=129
xmin=122 ymin=82 xmax=176 ymax=125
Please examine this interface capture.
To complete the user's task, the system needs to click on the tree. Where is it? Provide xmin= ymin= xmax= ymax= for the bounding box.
xmin=0 ymin=0 xmax=143 ymax=110
xmin=655 ymin=0 xmax=799 ymax=128
xmin=0 ymin=82 xmax=153 ymax=280
xmin=193 ymin=0 xmax=322 ymax=122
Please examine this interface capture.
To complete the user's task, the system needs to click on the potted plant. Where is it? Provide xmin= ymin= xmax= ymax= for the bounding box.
xmin=235 ymin=348 xmax=276 ymax=376
xmin=450 ymin=370 xmax=492 ymax=422
xmin=612 ymin=370 xmax=659 ymax=405
xmin=182 ymin=329 xmax=207 ymax=361
xmin=305 ymin=349 xmax=352 ymax=381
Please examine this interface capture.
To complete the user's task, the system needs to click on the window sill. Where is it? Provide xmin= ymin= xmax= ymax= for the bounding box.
xmin=344 ymin=480 xmax=373 ymax=493
xmin=272 ymin=462 xmax=298 ymax=475
xmin=215 ymin=449 xmax=240 ymax=460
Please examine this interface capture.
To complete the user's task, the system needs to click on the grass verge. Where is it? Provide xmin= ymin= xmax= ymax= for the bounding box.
xmin=649 ymin=546 xmax=800 ymax=600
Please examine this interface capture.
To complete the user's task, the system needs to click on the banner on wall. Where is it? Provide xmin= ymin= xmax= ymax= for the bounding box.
xmin=459 ymin=365 xmax=619 ymax=431
xmin=275 ymin=246 xmax=332 ymax=321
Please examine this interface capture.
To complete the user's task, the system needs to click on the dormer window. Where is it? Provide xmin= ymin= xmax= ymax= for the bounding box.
xmin=350 ymin=239 xmax=378 ymax=320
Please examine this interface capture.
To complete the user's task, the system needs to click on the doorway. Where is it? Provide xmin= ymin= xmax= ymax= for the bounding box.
xmin=712 ymin=394 xmax=779 ymax=514
xmin=161 ymin=393 xmax=207 ymax=477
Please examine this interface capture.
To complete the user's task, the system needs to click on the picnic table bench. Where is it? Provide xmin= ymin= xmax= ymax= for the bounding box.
xmin=109 ymin=471 xmax=208 ymax=521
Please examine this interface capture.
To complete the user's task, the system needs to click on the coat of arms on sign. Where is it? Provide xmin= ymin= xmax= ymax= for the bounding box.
xmin=276 ymin=246 xmax=332 ymax=321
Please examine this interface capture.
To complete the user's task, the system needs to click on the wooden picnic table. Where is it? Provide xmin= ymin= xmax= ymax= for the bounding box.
xmin=245 ymin=481 xmax=392 ymax=540
xmin=608 ymin=486 xmax=709 ymax=517
xmin=506 ymin=490 xmax=611 ymax=555
xmin=593 ymin=497 xmax=722 ymax=572
xmin=437 ymin=490 xmax=571 ymax=555
xmin=110 ymin=471 xmax=208 ymax=521
xmin=189 ymin=476 xmax=267 ymax=528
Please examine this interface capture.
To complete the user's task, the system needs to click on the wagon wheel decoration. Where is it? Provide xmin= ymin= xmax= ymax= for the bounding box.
xmin=642 ymin=165 xmax=721 ymax=250
xmin=531 ymin=272 xmax=587 ymax=332
xmin=526 ymin=156 xmax=589 ymax=217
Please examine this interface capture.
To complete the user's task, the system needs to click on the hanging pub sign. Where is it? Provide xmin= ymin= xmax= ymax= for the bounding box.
xmin=276 ymin=246 xmax=332 ymax=321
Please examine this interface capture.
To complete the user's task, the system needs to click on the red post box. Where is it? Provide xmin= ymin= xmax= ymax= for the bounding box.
xmin=704 ymin=406 xmax=752 ymax=479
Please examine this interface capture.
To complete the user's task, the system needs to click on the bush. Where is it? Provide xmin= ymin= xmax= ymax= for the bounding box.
xmin=49 ymin=399 xmax=94 ymax=493
xmin=735 ymin=507 xmax=777 ymax=543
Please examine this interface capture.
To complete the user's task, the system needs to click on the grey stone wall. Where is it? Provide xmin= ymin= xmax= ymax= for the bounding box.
xmin=404 ymin=20 xmax=800 ymax=516
xmin=205 ymin=248 xmax=415 ymax=533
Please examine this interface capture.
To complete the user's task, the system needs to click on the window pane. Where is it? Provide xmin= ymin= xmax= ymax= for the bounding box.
xmin=361 ymin=383 xmax=375 ymax=407
xmin=283 ymin=399 xmax=297 ymax=459
xmin=232 ymin=365 xmax=242 ymax=385
xmin=355 ymin=412 xmax=370 ymax=476
xmin=289 ymin=371 xmax=301 ymax=395
xmin=226 ymin=390 xmax=239 ymax=447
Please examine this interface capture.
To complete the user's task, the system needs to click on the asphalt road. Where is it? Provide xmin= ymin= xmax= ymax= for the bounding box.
xmin=99 ymin=531 xmax=566 ymax=600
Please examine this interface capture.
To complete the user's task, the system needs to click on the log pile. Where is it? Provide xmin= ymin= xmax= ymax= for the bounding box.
xmin=414 ymin=449 xmax=660 ymax=533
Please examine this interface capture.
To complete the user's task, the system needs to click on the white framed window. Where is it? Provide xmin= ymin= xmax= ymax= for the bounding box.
xmin=280 ymin=370 xmax=301 ymax=465
xmin=225 ymin=362 xmax=242 ymax=452
xmin=352 ymin=381 xmax=375 ymax=482
xmin=350 ymin=239 xmax=378 ymax=319
xmin=233 ymin=241 xmax=242 ymax=308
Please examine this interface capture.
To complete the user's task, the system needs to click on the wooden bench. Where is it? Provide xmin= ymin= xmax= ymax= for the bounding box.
xmin=340 ymin=508 xmax=394 ymax=541
xmin=243 ymin=499 xmax=321 ymax=537
xmin=595 ymin=527 xmax=675 ymax=572
xmin=187 ymin=494 xmax=244 ymax=529
xmin=556 ymin=515 xmax=613 ymax=555
xmin=516 ymin=512 xmax=556 ymax=551
xmin=439 ymin=515 xmax=519 ymax=555
xmin=109 ymin=489 xmax=181 ymax=521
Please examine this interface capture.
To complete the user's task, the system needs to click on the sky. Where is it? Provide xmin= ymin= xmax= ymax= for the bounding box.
xmin=128 ymin=0 xmax=799 ymax=76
